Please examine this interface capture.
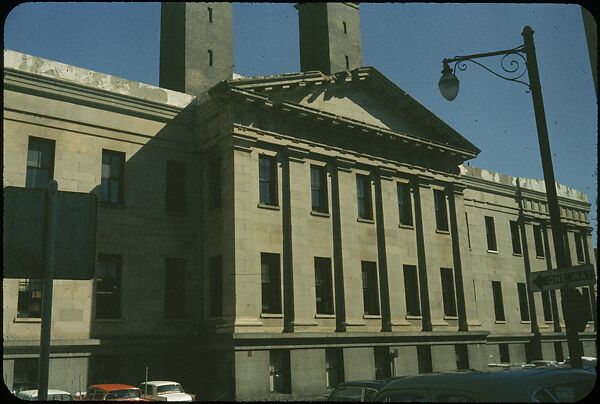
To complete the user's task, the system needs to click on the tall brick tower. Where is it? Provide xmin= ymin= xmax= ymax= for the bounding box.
xmin=159 ymin=3 xmax=233 ymax=96
xmin=295 ymin=2 xmax=363 ymax=74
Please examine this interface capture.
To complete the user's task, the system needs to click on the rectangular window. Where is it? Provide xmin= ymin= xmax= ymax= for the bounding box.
xmin=325 ymin=348 xmax=344 ymax=388
xmin=209 ymin=255 xmax=223 ymax=318
xmin=270 ymin=350 xmax=291 ymax=393
xmin=403 ymin=265 xmax=421 ymax=316
xmin=356 ymin=174 xmax=373 ymax=220
xmin=342 ymin=21 xmax=347 ymax=34
xmin=345 ymin=55 xmax=350 ymax=69
xmin=492 ymin=281 xmax=505 ymax=321
xmin=314 ymin=257 xmax=334 ymax=315
xmin=397 ymin=183 xmax=413 ymax=226
xmin=417 ymin=345 xmax=432 ymax=373
xmin=165 ymin=160 xmax=186 ymax=212
xmin=208 ymin=6 xmax=213 ymax=23
xmin=310 ymin=165 xmax=328 ymax=213
xmin=100 ymin=150 xmax=125 ymax=204
xmin=361 ymin=261 xmax=380 ymax=315
xmin=17 ymin=279 xmax=43 ymax=318
xmin=510 ymin=220 xmax=522 ymax=254
xmin=574 ymin=232 xmax=585 ymax=263
xmin=26 ymin=136 xmax=55 ymax=189
xmin=440 ymin=268 xmax=457 ymax=317
xmin=13 ymin=358 xmax=39 ymax=393
xmin=541 ymin=291 xmax=553 ymax=321
xmin=261 ymin=253 xmax=281 ymax=314
xmin=374 ymin=347 xmax=392 ymax=380
xmin=433 ymin=189 xmax=449 ymax=231
xmin=485 ymin=216 xmax=497 ymax=251
xmin=499 ymin=344 xmax=510 ymax=363
xmin=95 ymin=254 xmax=122 ymax=319
xmin=517 ymin=282 xmax=530 ymax=321
xmin=259 ymin=155 xmax=278 ymax=206
xmin=165 ymin=258 xmax=186 ymax=319
xmin=455 ymin=344 xmax=469 ymax=370
xmin=208 ymin=157 xmax=222 ymax=210
xmin=533 ymin=224 xmax=544 ymax=257
xmin=208 ymin=49 xmax=213 ymax=66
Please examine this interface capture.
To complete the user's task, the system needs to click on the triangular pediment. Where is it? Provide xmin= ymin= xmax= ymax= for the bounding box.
xmin=228 ymin=67 xmax=480 ymax=156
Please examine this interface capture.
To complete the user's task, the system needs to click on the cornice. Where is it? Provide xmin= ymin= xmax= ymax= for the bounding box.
xmin=4 ymin=68 xmax=196 ymax=122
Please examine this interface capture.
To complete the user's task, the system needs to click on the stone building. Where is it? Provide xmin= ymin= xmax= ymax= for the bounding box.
xmin=3 ymin=3 xmax=596 ymax=400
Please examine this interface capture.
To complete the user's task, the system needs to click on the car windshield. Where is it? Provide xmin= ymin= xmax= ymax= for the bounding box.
xmin=157 ymin=384 xmax=184 ymax=394
xmin=105 ymin=389 xmax=141 ymax=399
xmin=330 ymin=386 xmax=364 ymax=402
xmin=48 ymin=394 xmax=73 ymax=401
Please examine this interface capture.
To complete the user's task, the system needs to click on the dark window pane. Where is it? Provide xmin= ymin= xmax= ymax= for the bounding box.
xmin=361 ymin=261 xmax=379 ymax=315
xmin=356 ymin=174 xmax=372 ymax=220
xmin=100 ymin=150 xmax=125 ymax=204
xmin=17 ymin=279 xmax=43 ymax=318
xmin=403 ymin=265 xmax=421 ymax=316
xmin=315 ymin=257 xmax=334 ymax=314
xmin=261 ymin=253 xmax=281 ymax=313
xmin=574 ymin=232 xmax=585 ymax=263
xmin=510 ymin=220 xmax=522 ymax=254
xmin=434 ymin=189 xmax=448 ymax=231
xmin=492 ymin=281 xmax=505 ymax=321
xmin=95 ymin=254 xmax=121 ymax=319
xmin=259 ymin=156 xmax=277 ymax=206
xmin=517 ymin=282 xmax=530 ymax=321
xmin=533 ymin=225 xmax=545 ymax=257
xmin=25 ymin=137 xmax=55 ymax=189
xmin=541 ymin=291 xmax=553 ymax=321
xmin=485 ymin=216 xmax=497 ymax=251
xmin=311 ymin=165 xmax=328 ymax=213
xmin=441 ymin=268 xmax=457 ymax=316
xmin=398 ymin=183 xmax=413 ymax=226
xmin=499 ymin=344 xmax=510 ymax=363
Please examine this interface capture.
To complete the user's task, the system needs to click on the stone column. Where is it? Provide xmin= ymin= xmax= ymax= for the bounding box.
xmin=330 ymin=159 xmax=349 ymax=331
xmin=411 ymin=176 xmax=432 ymax=332
xmin=447 ymin=183 xmax=468 ymax=331
xmin=374 ymin=168 xmax=392 ymax=331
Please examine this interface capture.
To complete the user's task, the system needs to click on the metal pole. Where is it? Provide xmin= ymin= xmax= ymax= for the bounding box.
xmin=521 ymin=26 xmax=583 ymax=369
xmin=38 ymin=179 xmax=59 ymax=400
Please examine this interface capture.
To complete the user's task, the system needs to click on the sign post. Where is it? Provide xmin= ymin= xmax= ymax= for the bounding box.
xmin=529 ymin=264 xmax=596 ymax=292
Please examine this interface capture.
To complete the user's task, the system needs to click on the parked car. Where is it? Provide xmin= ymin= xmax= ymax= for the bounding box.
xmin=139 ymin=381 xmax=194 ymax=401
xmin=328 ymin=380 xmax=391 ymax=402
xmin=562 ymin=356 xmax=597 ymax=370
xmin=83 ymin=384 xmax=145 ymax=401
xmin=521 ymin=360 xmax=560 ymax=369
xmin=374 ymin=368 xmax=595 ymax=402
xmin=14 ymin=389 xmax=73 ymax=401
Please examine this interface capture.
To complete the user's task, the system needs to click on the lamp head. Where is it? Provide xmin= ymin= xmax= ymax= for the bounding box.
xmin=438 ymin=61 xmax=460 ymax=101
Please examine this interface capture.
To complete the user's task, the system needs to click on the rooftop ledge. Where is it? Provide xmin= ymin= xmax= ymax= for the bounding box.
xmin=460 ymin=164 xmax=588 ymax=203
xmin=4 ymin=49 xmax=195 ymax=109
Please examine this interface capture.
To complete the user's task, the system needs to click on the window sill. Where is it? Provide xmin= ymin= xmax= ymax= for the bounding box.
xmin=405 ymin=315 xmax=422 ymax=320
xmin=544 ymin=320 xmax=554 ymax=324
xmin=14 ymin=317 xmax=41 ymax=323
xmin=357 ymin=217 xmax=375 ymax=224
xmin=495 ymin=320 xmax=507 ymax=324
xmin=315 ymin=314 xmax=336 ymax=319
xmin=435 ymin=229 xmax=450 ymax=235
xmin=512 ymin=252 xmax=523 ymax=257
xmin=487 ymin=250 xmax=499 ymax=254
xmin=257 ymin=203 xmax=280 ymax=211
xmin=310 ymin=210 xmax=330 ymax=218
xmin=99 ymin=202 xmax=126 ymax=209
xmin=535 ymin=255 xmax=545 ymax=260
xmin=363 ymin=314 xmax=382 ymax=319
xmin=443 ymin=315 xmax=459 ymax=320
xmin=398 ymin=224 xmax=414 ymax=230
xmin=520 ymin=320 xmax=531 ymax=324
xmin=260 ymin=313 xmax=283 ymax=318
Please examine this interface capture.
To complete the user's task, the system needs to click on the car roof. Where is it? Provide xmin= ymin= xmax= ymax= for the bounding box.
xmin=142 ymin=381 xmax=181 ymax=386
xmin=379 ymin=368 xmax=595 ymax=400
xmin=16 ymin=389 xmax=71 ymax=397
xmin=335 ymin=380 xmax=389 ymax=390
xmin=89 ymin=384 xmax=139 ymax=391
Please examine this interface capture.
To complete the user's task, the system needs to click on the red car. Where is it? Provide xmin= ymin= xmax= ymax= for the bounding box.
xmin=83 ymin=384 xmax=147 ymax=401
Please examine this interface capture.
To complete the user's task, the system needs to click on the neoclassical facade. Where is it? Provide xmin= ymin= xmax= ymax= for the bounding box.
xmin=3 ymin=3 xmax=596 ymax=401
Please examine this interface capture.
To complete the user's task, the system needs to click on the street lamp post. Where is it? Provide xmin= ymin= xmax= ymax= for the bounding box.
xmin=439 ymin=26 xmax=584 ymax=369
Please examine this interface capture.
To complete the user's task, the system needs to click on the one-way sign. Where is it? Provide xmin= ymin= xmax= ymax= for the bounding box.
xmin=529 ymin=264 xmax=596 ymax=292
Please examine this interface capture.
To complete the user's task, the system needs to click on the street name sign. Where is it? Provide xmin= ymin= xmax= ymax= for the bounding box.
xmin=529 ymin=264 xmax=596 ymax=292
xmin=3 ymin=186 xmax=97 ymax=280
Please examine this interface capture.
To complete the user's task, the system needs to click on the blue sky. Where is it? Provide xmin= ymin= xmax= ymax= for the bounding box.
xmin=4 ymin=3 xmax=597 ymax=244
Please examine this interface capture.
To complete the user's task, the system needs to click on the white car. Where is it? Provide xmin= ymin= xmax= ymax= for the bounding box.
xmin=139 ymin=381 xmax=194 ymax=402
xmin=14 ymin=389 xmax=73 ymax=401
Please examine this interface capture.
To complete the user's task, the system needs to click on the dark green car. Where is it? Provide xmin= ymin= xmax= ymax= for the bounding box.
xmin=328 ymin=380 xmax=390 ymax=402
xmin=374 ymin=368 xmax=595 ymax=402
